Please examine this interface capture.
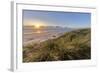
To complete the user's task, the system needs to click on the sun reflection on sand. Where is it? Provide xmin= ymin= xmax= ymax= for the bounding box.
xmin=36 ymin=30 xmax=41 ymax=33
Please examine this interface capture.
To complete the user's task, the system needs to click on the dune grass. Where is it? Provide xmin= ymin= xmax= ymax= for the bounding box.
xmin=23 ymin=28 xmax=91 ymax=62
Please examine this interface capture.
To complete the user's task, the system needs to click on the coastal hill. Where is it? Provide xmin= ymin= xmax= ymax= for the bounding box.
xmin=23 ymin=28 xmax=91 ymax=62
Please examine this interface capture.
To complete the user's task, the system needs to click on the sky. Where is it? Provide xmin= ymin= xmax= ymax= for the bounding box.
xmin=23 ymin=10 xmax=91 ymax=28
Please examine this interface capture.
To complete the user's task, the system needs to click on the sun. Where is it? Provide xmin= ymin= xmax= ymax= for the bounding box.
xmin=34 ymin=24 xmax=41 ymax=29
xmin=33 ymin=21 xmax=45 ymax=29
xmin=24 ymin=20 xmax=46 ymax=29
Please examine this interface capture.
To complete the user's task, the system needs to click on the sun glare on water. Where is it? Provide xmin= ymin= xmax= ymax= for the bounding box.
xmin=36 ymin=30 xmax=41 ymax=33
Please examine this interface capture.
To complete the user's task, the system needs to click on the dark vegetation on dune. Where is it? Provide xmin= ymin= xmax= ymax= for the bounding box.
xmin=23 ymin=28 xmax=91 ymax=62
